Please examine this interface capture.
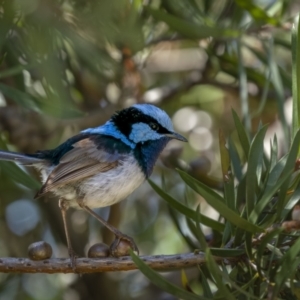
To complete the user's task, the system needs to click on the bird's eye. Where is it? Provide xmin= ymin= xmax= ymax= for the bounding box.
xmin=149 ymin=122 xmax=159 ymax=131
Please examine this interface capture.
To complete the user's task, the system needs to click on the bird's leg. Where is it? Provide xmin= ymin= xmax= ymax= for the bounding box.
xmin=59 ymin=199 xmax=77 ymax=268
xmin=77 ymin=201 xmax=139 ymax=256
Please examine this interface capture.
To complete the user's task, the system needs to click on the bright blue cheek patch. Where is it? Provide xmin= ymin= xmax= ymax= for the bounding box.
xmin=129 ymin=123 xmax=161 ymax=143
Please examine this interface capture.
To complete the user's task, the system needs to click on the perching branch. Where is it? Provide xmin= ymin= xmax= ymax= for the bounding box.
xmin=0 ymin=252 xmax=238 ymax=274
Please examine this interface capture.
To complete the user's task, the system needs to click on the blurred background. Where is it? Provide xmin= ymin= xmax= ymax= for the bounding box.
xmin=0 ymin=0 xmax=298 ymax=299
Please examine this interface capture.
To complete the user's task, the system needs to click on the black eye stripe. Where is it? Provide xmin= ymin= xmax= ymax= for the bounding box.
xmin=111 ymin=107 xmax=170 ymax=137
xmin=150 ymin=122 xmax=159 ymax=130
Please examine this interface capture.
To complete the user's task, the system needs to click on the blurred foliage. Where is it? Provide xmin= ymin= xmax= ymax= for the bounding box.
xmin=0 ymin=0 xmax=300 ymax=299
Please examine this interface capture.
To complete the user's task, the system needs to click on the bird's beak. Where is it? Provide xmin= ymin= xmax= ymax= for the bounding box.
xmin=164 ymin=132 xmax=188 ymax=142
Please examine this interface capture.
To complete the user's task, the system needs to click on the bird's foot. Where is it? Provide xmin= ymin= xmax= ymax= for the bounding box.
xmin=110 ymin=233 xmax=139 ymax=257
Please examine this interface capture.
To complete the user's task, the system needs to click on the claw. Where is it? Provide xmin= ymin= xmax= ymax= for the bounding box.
xmin=110 ymin=234 xmax=139 ymax=257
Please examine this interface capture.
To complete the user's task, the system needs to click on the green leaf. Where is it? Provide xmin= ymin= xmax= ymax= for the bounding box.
xmin=256 ymin=228 xmax=282 ymax=278
xmin=230 ymin=273 xmax=261 ymax=299
xmin=249 ymin=170 xmax=293 ymax=224
xmin=146 ymin=7 xmax=240 ymax=39
xmin=195 ymin=205 xmax=208 ymax=251
xmin=219 ymin=129 xmax=231 ymax=182
xmin=282 ymin=182 xmax=300 ymax=219
xmin=0 ymin=161 xmax=41 ymax=189
xmin=232 ymin=109 xmax=250 ymax=159
xmin=235 ymin=0 xmax=280 ymax=25
xmin=292 ymin=16 xmax=300 ymax=141
xmin=246 ymin=125 xmax=268 ymax=215
xmin=219 ymin=130 xmax=236 ymax=211
xmin=245 ymin=232 xmax=253 ymax=260
xmin=268 ymin=40 xmax=289 ymax=147
xmin=170 ymin=208 xmax=198 ymax=249
xmin=178 ymin=170 xmax=263 ymax=233
xmin=205 ymin=248 xmax=235 ymax=300
xmin=246 ymin=42 xmax=272 ymax=119
xmin=0 ymin=64 xmax=36 ymax=79
xmin=274 ymin=238 xmax=300 ymax=294
xmin=210 ymin=248 xmax=245 ymax=257
xmin=277 ymin=130 xmax=300 ymax=216
xmin=148 ymin=179 xmax=225 ymax=232
xmin=200 ymin=269 xmax=213 ymax=298
xmin=185 ymin=217 xmax=202 ymax=248
xmin=219 ymin=54 xmax=268 ymax=89
xmin=0 ymin=137 xmax=41 ymax=189
xmin=264 ymin=154 xmax=287 ymax=194
xmin=222 ymin=222 xmax=232 ymax=246
xmin=236 ymin=175 xmax=246 ymax=210
xmin=237 ymin=38 xmax=251 ymax=133
xmin=0 ymin=83 xmax=40 ymax=111
xmin=131 ymin=251 xmax=207 ymax=300
xmin=270 ymin=135 xmax=278 ymax=171
xmin=228 ymin=138 xmax=243 ymax=182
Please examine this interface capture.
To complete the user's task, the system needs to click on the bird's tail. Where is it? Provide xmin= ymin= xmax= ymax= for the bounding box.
xmin=0 ymin=150 xmax=44 ymax=165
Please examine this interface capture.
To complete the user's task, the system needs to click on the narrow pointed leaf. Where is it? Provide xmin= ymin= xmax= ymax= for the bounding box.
xmin=282 ymin=183 xmax=300 ymax=218
xmin=0 ymin=83 xmax=40 ymax=111
xmin=275 ymin=238 xmax=300 ymax=293
xmin=178 ymin=170 xmax=263 ymax=233
xmin=0 ymin=161 xmax=41 ymax=189
xmin=269 ymin=44 xmax=289 ymax=146
xmin=264 ymin=154 xmax=287 ymax=194
xmin=277 ymin=130 xmax=300 ymax=216
xmin=210 ymin=248 xmax=245 ymax=257
xmin=249 ymin=170 xmax=293 ymax=224
xmin=246 ymin=125 xmax=268 ymax=215
xmin=205 ymin=248 xmax=235 ymax=300
xmin=228 ymin=138 xmax=243 ymax=182
xmin=200 ymin=269 xmax=213 ymax=298
xmin=146 ymin=7 xmax=240 ymax=39
xmin=237 ymin=38 xmax=251 ymax=133
xmin=235 ymin=0 xmax=280 ymax=25
xmin=256 ymin=229 xmax=282 ymax=277
xmin=170 ymin=208 xmax=198 ymax=249
xmin=219 ymin=130 xmax=236 ymax=211
xmin=292 ymin=17 xmax=300 ymax=139
xmin=195 ymin=205 xmax=208 ymax=251
xmin=232 ymin=109 xmax=250 ymax=159
xmin=270 ymin=135 xmax=278 ymax=171
xmin=148 ymin=179 xmax=225 ymax=232
xmin=131 ymin=251 xmax=206 ymax=300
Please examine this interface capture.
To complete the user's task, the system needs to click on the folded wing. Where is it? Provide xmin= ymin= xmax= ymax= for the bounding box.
xmin=35 ymin=138 xmax=119 ymax=198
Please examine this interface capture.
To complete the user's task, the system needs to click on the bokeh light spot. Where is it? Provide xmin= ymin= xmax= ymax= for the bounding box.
xmin=5 ymin=200 xmax=39 ymax=236
xmin=189 ymin=127 xmax=213 ymax=151
xmin=173 ymin=107 xmax=198 ymax=132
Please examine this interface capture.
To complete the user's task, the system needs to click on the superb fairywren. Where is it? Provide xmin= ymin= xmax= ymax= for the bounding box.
xmin=0 ymin=104 xmax=187 ymax=264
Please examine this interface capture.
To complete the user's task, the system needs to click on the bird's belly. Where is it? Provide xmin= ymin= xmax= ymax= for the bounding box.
xmin=76 ymin=158 xmax=145 ymax=208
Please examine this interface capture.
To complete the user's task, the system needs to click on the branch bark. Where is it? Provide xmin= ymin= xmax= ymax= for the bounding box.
xmin=0 ymin=252 xmax=237 ymax=274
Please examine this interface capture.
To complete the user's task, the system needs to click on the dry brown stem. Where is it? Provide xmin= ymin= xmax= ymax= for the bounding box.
xmin=0 ymin=252 xmax=234 ymax=274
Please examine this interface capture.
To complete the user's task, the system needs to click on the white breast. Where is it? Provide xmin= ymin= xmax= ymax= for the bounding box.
xmin=77 ymin=155 xmax=146 ymax=208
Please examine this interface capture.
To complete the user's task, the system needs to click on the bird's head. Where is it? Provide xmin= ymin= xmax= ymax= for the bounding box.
xmin=81 ymin=104 xmax=187 ymax=176
xmin=110 ymin=104 xmax=187 ymax=145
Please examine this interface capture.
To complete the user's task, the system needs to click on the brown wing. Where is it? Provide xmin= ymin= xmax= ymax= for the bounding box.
xmin=35 ymin=138 xmax=118 ymax=198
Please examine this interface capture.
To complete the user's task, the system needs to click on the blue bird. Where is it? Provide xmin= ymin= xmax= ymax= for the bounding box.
xmin=0 ymin=104 xmax=187 ymax=264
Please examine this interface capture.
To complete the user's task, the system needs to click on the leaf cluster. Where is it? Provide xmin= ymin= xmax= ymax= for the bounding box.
xmin=137 ymin=109 xmax=300 ymax=299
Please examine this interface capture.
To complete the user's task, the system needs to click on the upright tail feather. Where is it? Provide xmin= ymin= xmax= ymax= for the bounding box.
xmin=0 ymin=150 xmax=44 ymax=165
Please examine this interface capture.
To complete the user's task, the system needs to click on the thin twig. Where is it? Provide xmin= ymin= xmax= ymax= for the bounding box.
xmin=0 ymin=253 xmax=238 ymax=274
